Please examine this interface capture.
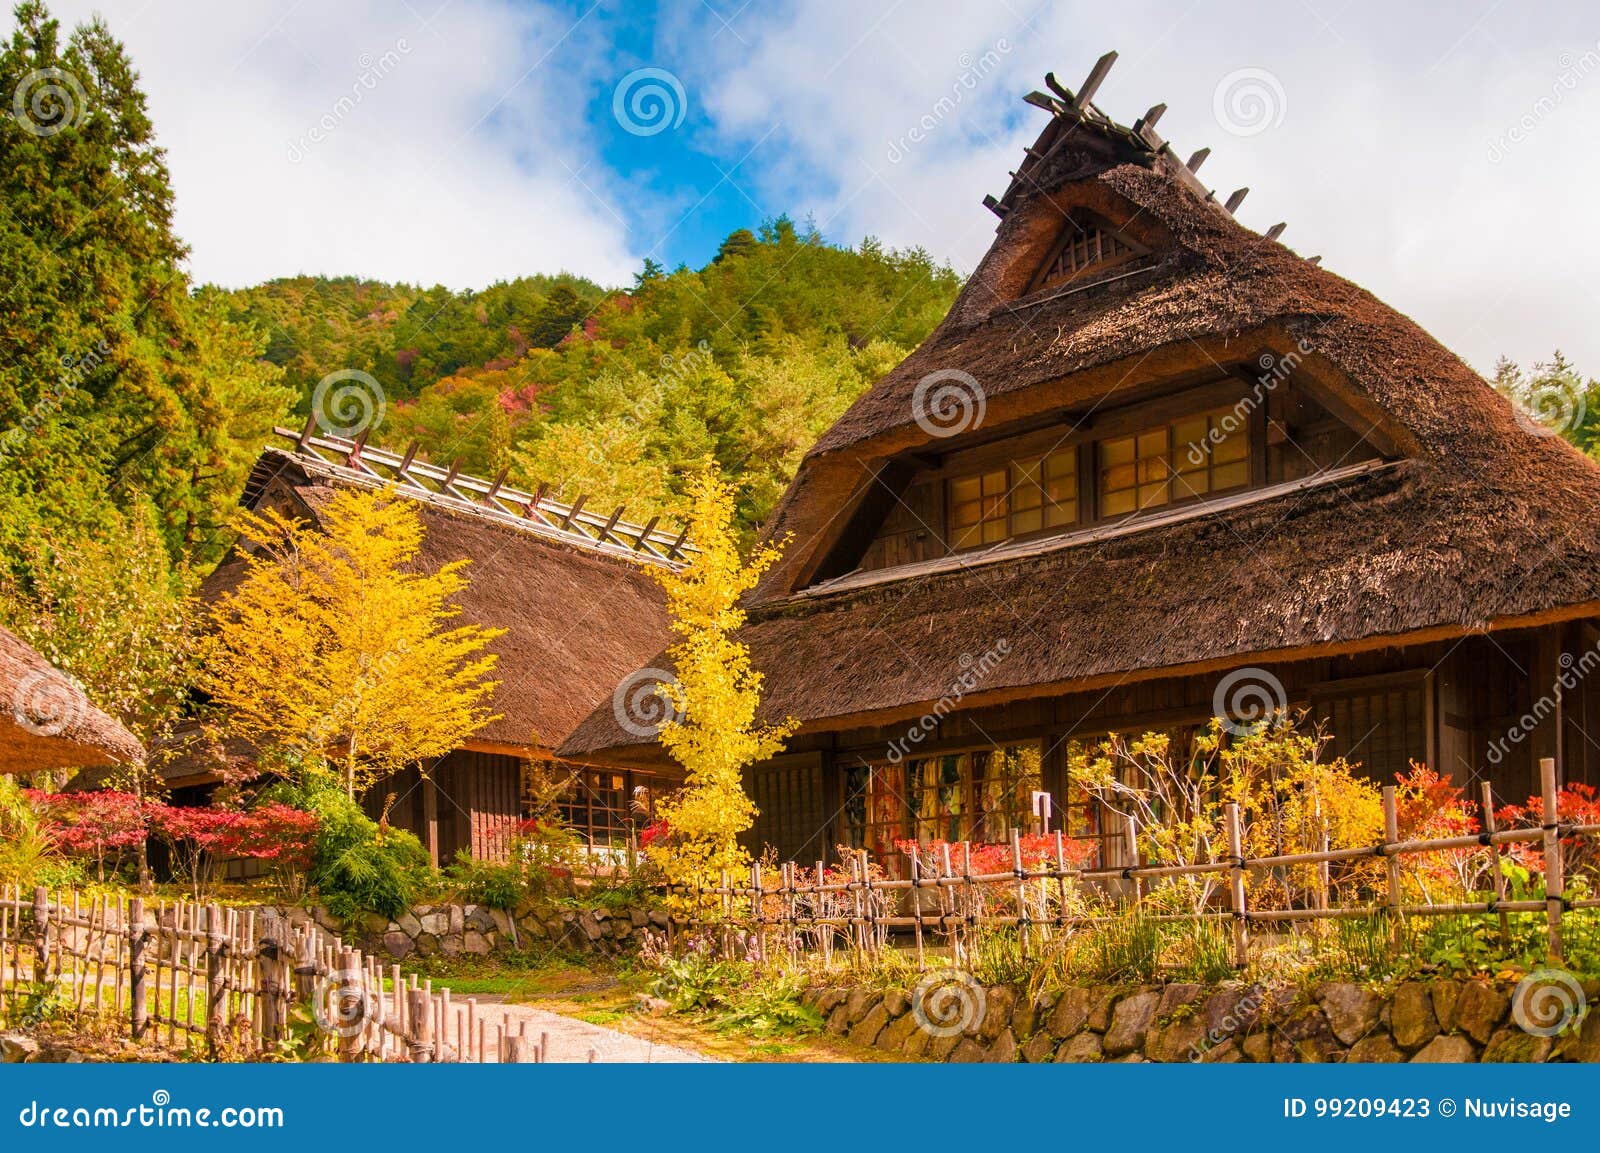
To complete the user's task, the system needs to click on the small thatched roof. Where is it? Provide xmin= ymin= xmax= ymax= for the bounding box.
xmin=0 ymin=626 xmax=144 ymax=773
xmin=212 ymin=445 xmax=673 ymax=752
xmin=562 ymin=61 xmax=1600 ymax=759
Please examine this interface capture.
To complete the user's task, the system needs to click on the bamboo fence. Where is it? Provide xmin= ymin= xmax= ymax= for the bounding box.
xmin=0 ymin=889 xmax=556 ymax=1064
xmin=691 ymin=758 xmax=1600 ymax=970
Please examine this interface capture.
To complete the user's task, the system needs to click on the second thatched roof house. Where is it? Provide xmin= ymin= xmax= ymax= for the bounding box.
xmin=564 ymin=55 xmax=1600 ymax=871
xmin=105 ymin=426 xmax=683 ymax=865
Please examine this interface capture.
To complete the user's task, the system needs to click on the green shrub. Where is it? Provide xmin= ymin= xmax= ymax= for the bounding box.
xmin=265 ymin=775 xmax=431 ymax=919
xmin=447 ymin=851 xmax=524 ymax=911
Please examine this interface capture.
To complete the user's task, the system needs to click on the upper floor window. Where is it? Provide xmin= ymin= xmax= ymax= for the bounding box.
xmin=1031 ymin=212 xmax=1147 ymax=294
xmin=948 ymin=446 xmax=1078 ymax=549
xmin=1098 ymin=407 xmax=1250 ymax=518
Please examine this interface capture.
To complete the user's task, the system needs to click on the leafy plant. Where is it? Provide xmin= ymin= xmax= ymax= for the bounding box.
xmin=266 ymin=774 xmax=430 ymax=919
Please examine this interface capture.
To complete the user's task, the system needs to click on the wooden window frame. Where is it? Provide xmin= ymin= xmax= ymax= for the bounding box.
xmin=1025 ymin=211 xmax=1149 ymax=296
xmin=945 ymin=446 xmax=1080 ymax=552
xmin=935 ymin=377 xmax=1263 ymax=553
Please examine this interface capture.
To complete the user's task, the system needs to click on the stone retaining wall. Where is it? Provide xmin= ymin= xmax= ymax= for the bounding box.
xmin=258 ymin=902 xmax=666 ymax=960
xmin=801 ymin=977 xmax=1600 ymax=1063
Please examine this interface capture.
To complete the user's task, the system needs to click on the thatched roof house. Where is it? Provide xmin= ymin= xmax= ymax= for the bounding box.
xmin=137 ymin=428 xmax=681 ymax=864
xmin=565 ymin=56 xmax=1600 ymax=868
xmin=1 ymin=626 xmax=143 ymax=773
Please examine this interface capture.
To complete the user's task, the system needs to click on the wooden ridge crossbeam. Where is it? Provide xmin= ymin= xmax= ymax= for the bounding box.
xmin=267 ymin=425 xmax=694 ymax=566
xmin=987 ymin=52 xmax=1302 ymax=255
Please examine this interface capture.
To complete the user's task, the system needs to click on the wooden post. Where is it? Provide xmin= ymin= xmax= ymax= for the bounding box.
xmin=128 ymin=897 xmax=149 ymax=1041
xmin=1010 ymin=829 xmax=1030 ymax=959
xmin=206 ymin=904 xmax=226 ymax=1059
xmin=31 ymin=886 xmax=49 ymax=985
xmin=909 ymin=846 xmax=925 ymax=968
xmin=1381 ymin=785 xmax=1403 ymax=947
xmin=1224 ymin=803 xmax=1249 ymax=969
xmin=1540 ymin=756 xmax=1564 ymax=963
xmin=1480 ymin=780 xmax=1511 ymax=950
xmin=337 ymin=948 xmax=364 ymax=1062
xmin=1126 ymin=817 xmax=1143 ymax=912
xmin=503 ymin=1034 xmax=534 ymax=1062
xmin=407 ymin=986 xmax=433 ymax=1063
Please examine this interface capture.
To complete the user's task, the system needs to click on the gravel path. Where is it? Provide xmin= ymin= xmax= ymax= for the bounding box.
xmin=470 ymin=996 xmax=713 ymax=1063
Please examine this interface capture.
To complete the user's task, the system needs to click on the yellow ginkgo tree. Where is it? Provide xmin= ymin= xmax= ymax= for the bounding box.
xmin=648 ymin=464 xmax=797 ymax=915
xmin=202 ymin=486 xmax=503 ymax=799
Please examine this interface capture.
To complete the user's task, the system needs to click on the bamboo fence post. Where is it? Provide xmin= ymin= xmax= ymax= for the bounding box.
xmin=858 ymin=849 xmax=878 ymax=956
xmin=1011 ymin=830 xmax=1030 ymax=959
xmin=1054 ymin=831 xmax=1070 ymax=935
xmin=813 ymin=859 xmax=827 ymax=962
xmin=1224 ymin=803 xmax=1249 ymax=969
xmin=336 ymin=948 xmax=363 ymax=1062
xmin=1540 ymin=757 xmax=1564 ymax=963
xmin=206 ymin=904 xmax=226 ymax=1059
xmin=909 ymin=846 xmax=925 ymax=968
xmin=750 ymin=861 xmax=765 ymax=964
xmin=407 ymin=986 xmax=433 ymax=1063
xmin=1126 ymin=817 xmax=1143 ymax=912
xmin=1480 ymin=780 xmax=1511 ymax=950
xmin=1381 ymin=785 xmax=1403 ymax=947
xmin=69 ymin=890 xmax=83 ymax=1013
xmin=128 ymin=897 xmax=149 ymax=1040
xmin=503 ymin=1034 xmax=533 ymax=1062
xmin=31 ymin=886 xmax=49 ymax=985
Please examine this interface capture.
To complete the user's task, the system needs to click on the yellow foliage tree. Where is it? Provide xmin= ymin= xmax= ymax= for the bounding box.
xmin=1071 ymin=714 xmax=1384 ymax=913
xmin=201 ymin=486 xmax=503 ymax=799
xmin=647 ymin=465 xmax=797 ymax=915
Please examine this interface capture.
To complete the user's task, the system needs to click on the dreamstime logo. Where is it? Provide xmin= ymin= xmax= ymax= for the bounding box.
xmin=12 ymin=66 xmax=87 ymax=136
xmin=612 ymin=67 xmax=686 ymax=137
xmin=1513 ymin=376 xmax=1586 ymax=439
xmin=1184 ymin=340 xmax=1313 ymax=469
xmin=311 ymin=369 xmax=386 ymax=437
xmin=910 ymin=970 xmax=985 ymax=1038
xmin=612 ymin=667 xmax=684 ymax=738
xmin=1488 ymin=638 xmax=1600 ymax=765
xmin=911 ymin=369 xmax=985 ymax=439
xmin=1511 ymin=968 xmax=1588 ymax=1037
xmin=11 ymin=668 xmax=89 ymax=738
xmin=886 ymin=640 xmax=1010 ymax=764
xmin=312 ymin=968 xmax=378 ymax=1039
xmin=1212 ymin=67 xmax=1286 ymax=138
xmin=1487 ymin=44 xmax=1600 ymax=164
xmin=286 ymin=40 xmax=412 ymax=163
xmin=1212 ymin=667 xmax=1287 ymax=737
xmin=885 ymin=38 xmax=1011 ymax=164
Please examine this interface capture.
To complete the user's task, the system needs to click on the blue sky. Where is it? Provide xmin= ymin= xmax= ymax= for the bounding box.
xmin=42 ymin=0 xmax=1600 ymax=375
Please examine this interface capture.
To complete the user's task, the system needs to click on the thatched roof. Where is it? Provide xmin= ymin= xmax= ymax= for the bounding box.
xmin=0 ymin=626 xmax=144 ymax=773
xmin=561 ymin=61 xmax=1600 ymax=759
xmin=211 ymin=444 xmax=673 ymax=752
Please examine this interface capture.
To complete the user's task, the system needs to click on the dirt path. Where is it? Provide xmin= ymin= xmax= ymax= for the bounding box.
xmin=470 ymin=995 xmax=713 ymax=1063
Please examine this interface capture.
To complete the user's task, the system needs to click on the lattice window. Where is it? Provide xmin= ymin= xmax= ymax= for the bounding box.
xmin=1032 ymin=214 xmax=1145 ymax=292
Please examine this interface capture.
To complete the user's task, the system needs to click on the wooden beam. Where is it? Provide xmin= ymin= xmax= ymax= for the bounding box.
xmin=666 ymin=525 xmax=690 ymax=560
xmin=599 ymin=505 xmax=626 ymax=544
xmin=633 ymin=515 xmax=660 ymax=552
xmin=1224 ymin=187 xmax=1249 ymax=214
xmin=1023 ymin=91 xmax=1064 ymax=114
xmin=983 ymin=194 xmax=1007 ymax=218
xmin=296 ymin=411 xmax=318 ymax=449
xmin=1265 ymin=222 xmax=1287 ymax=242
xmin=1134 ymin=103 xmax=1166 ymax=133
xmin=441 ymin=460 xmax=461 ymax=493
xmin=1073 ymin=51 xmax=1118 ymax=108
xmin=1186 ymin=147 xmax=1210 ymax=173
xmin=398 ymin=441 xmax=419 ymax=477
xmin=348 ymin=428 xmax=368 ymax=467
xmin=485 ymin=467 xmax=508 ymax=503
xmin=1306 ymin=255 xmax=1322 ymax=266
xmin=559 ymin=494 xmax=587 ymax=530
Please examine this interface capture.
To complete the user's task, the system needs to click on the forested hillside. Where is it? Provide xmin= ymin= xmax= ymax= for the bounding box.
xmin=211 ymin=223 xmax=960 ymax=533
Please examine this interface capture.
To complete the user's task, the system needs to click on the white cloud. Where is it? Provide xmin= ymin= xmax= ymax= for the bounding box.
xmin=53 ymin=0 xmax=637 ymax=288
xmin=686 ymin=0 xmax=1600 ymax=376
